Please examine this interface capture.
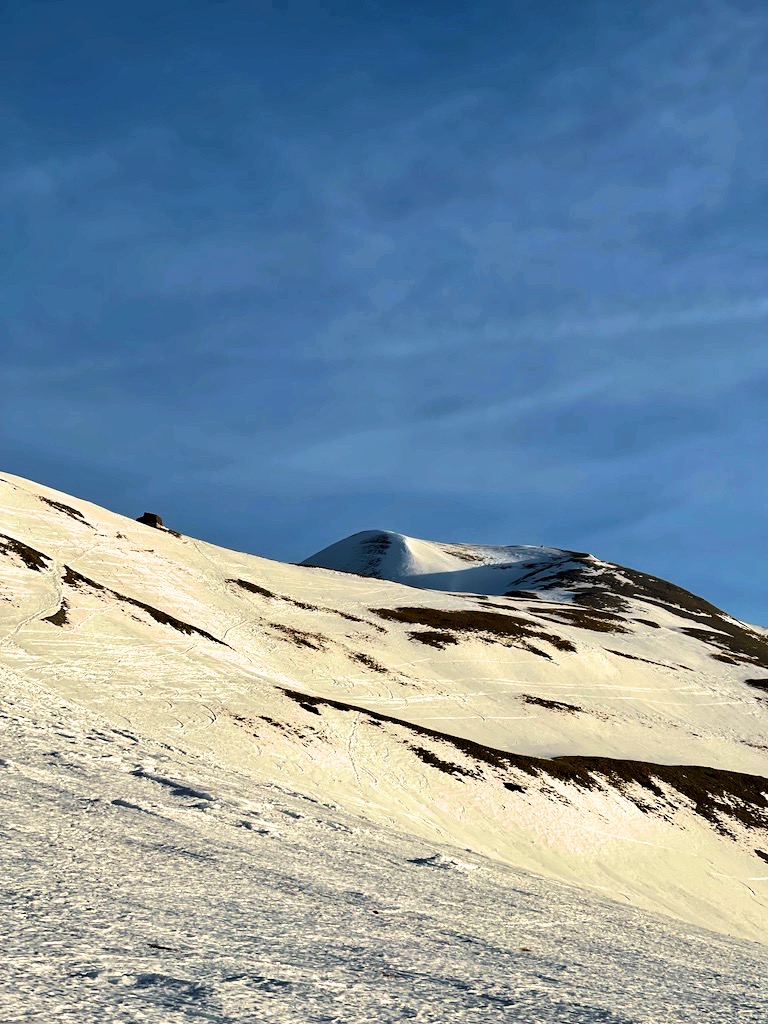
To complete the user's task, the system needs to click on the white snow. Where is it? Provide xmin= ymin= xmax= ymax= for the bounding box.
xmin=301 ymin=529 xmax=583 ymax=596
xmin=1 ymin=468 xmax=767 ymax=1020
xmin=3 ymin=674 xmax=767 ymax=1024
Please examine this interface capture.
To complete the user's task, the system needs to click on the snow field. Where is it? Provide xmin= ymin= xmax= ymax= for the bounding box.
xmin=3 ymin=676 xmax=768 ymax=1024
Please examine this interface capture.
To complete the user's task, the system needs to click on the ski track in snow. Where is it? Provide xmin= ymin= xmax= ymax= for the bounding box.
xmin=3 ymin=681 xmax=768 ymax=1024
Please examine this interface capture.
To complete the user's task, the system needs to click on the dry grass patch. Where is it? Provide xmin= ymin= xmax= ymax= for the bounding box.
xmin=40 ymin=496 xmax=88 ymax=524
xmin=522 ymin=694 xmax=582 ymax=713
xmin=372 ymin=605 xmax=575 ymax=658
xmin=271 ymin=623 xmax=327 ymax=650
xmin=43 ymin=599 xmax=70 ymax=626
xmin=0 ymin=534 xmax=51 ymax=572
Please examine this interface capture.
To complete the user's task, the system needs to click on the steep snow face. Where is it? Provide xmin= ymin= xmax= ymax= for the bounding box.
xmin=301 ymin=529 xmax=584 ymax=595
xmin=1 ymin=472 xmax=768 ymax=944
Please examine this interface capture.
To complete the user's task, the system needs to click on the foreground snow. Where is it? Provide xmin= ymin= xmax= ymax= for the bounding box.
xmin=4 ymin=676 xmax=768 ymax=1024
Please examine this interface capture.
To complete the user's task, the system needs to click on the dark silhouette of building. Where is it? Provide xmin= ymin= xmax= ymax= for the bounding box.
xmin=136 ymin=512 xmax=164 ymax=528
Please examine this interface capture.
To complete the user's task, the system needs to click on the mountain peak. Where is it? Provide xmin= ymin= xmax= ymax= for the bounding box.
xmin=301 ymin=529 xmax=588 ymax=595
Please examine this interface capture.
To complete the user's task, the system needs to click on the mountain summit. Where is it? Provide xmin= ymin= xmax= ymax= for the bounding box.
xmin=302 ymin=529 xmax=590 ymax=595
xmin=303 ymin=529 xmax=768 ymax=673
xmin=2 ymin=472 xmax=767 ymax=948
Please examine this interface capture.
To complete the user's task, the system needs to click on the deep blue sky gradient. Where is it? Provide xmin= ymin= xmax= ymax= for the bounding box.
xmin=2 ymin=0 xmax=767 ymax=621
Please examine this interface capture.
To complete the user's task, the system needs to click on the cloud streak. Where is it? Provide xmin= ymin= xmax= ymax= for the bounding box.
xmin=2 ymin=0 xmax=767 ymax=621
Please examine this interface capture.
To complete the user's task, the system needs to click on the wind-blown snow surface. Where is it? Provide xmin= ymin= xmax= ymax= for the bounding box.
xmin=4 ymin=678 xmax=768 ymax=1024
xmin=6 ymin=675 xmax=768 ymax=1019
xmin=1 ymin=473 xmax=767 ymax=963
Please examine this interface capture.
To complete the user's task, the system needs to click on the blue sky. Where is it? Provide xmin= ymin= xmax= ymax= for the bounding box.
xmin=2 ymin=0 xmax=767 ymax=621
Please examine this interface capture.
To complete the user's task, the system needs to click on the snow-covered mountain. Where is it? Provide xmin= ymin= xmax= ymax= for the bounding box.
xmin=2 ymin=472 xmax=767 ymax=967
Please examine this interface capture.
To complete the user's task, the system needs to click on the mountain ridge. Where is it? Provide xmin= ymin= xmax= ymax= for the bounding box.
xmin=302 ymin=528 xmax=768 ymax=682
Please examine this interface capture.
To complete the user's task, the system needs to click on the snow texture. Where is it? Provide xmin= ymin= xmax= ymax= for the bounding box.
xmin=1 ymin=472 xmax=768 ymax=1021
xmin=3 ymin=677 xmax=767 ymax=1024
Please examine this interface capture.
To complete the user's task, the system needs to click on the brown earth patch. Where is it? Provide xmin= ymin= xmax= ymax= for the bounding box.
xmin=257 ymin=714 xmax=317 ymax=740
xmin=372 ymin=605 xmax=575 ymax=658
xmin=436 ymin=543 xmax=485 ymax=563
xmin=271 ymin=622 xmax=327 ymax=650
xmin=282 ymin=596 xmax=323 ymax=612
xmin=40 ymin=497 xmax=88 ymax=524
xmin=229 ymin=578 xmax=385 ymax=632
xmin=225 ymin=708 xmax=318 ymax=742
xmin=521 ymin=557 xmax=768 ymax=670
xmin=678 ymin=626 xmax=768 ymax=670
xmin=606 ymin=648 xmax=691 ymax=671
xmin=350 ymin=651 xmax=387 ymax=673
xmin=409 ymin=630 xmax=460 ymax=648
xmin=229 ymin=578 xmax=275 ymax=599
xmin=488 ymin=590 xmax=542 ymax=603
xmin=43 ymin=599 xmax=70 ymax=626
xmin=522 ymin=695 xmax=582 ymax=713
xmin=301 ymin=532 xmax=392 ymax=578
xmin=531 ymin=605 xmax=630 ymax=634
xmin=337 ymin=609 xmax=386 ymax=630
xmin=0 ymin=534 xmax=51 ymax=572
xmin=410 ymin=745 xmax=480 ymax=778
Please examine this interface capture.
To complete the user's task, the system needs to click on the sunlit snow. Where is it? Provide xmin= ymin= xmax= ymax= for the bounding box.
xmin=2 ymin=472 xmax=767 ymax=1021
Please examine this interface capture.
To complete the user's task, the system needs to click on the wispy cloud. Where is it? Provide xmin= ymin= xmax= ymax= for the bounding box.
xmin=2 ymin=0 xmax=767 ymax=619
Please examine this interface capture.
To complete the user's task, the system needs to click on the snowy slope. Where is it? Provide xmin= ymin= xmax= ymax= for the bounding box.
xmin=301 ymin=529 xmax=590 ymax=596
xmin=4 ymin=676 xmax=768 ymax=1024
xmin=1 ymin=472 xmax=767 ymax=948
